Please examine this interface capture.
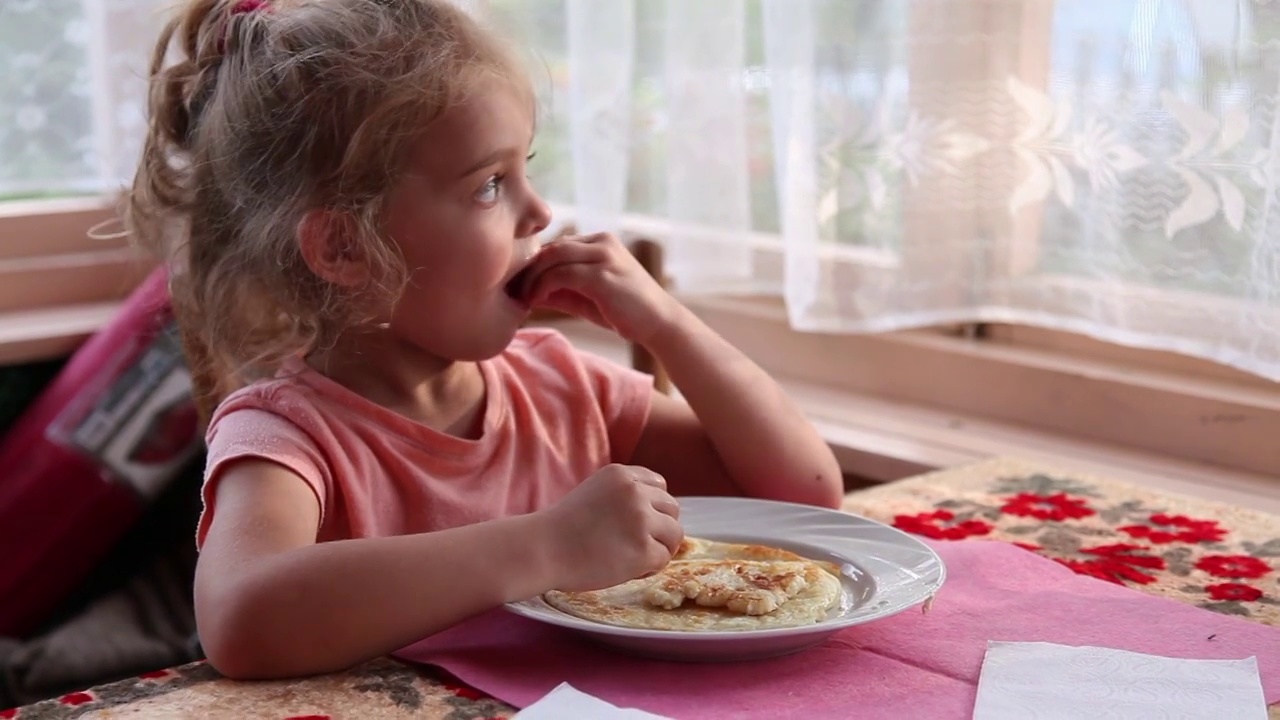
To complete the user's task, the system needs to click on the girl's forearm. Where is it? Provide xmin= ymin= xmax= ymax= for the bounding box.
xmin=196 ymin=512 xmax=558 ymax=679
xmin=645 ymin=304 xmax=843 ymax=508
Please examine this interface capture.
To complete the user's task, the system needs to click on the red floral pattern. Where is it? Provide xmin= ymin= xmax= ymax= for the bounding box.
xmin=1119 ymin=514 xmax=1226 ymax=544
xmin=1206 ymin=583 xmax=1264 ymax=602
xmin=1056 ymin=544 xmax=1166 ymax=585
xmin=892 ymin=510 xmax=994 ymax=540
xmin=1000 ymin=492 xmax=1095 ymax=521
xmin=1195 ymin=555 xmax=1272 ymax=579
xmin=57 ymin=693 xmax=93 ymax=707
xmin=441 ymin=678 xmax=490 ymax=702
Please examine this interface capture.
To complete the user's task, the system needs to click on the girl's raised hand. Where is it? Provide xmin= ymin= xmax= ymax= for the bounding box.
xmin=518 ymin=233 xmax=679 ymax=346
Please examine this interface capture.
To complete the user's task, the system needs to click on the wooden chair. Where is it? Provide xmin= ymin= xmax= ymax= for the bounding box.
xmin=526 ymin=228 xmax=671 ymax=395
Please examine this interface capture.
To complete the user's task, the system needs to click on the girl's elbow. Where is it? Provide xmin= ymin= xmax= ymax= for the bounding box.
xmin=809 ymin=476 xmax=845 ymax=510
xmin=196 ymin=585 xmax=298 ymax=680
xmin=822 ymin=491 xmax=844 ymax=510
xmin=762 ymin=471 xmax=843 ymax=509
xmin=199 ymin=616 xmax=316 ymax=681
xmin=201 ymin=640 xmax=262 ymax=681
xmin=197 ymin=599 xmax=271 ymax=680
xmin=197 ymin=587 xmax=359 ymax=680
xmin=803 ymin=462 xmax=845 ymax=509
xmin=818 ymin=453 xmax=845 ymax=508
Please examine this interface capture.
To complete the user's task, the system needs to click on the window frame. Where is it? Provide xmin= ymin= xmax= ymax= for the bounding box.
xmin=2 ymin=197 xmax=1277 ymax=489
xmin=0 ymin=197 xmax=153 ymax=363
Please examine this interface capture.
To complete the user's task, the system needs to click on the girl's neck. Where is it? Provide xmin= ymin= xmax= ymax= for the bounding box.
xmin=306 ymin=327 xmax=487 ymax=437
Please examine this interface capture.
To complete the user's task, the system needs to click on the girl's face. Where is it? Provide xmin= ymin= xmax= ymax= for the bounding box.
xmin=380 ymin=78 xmax=552 ymax=362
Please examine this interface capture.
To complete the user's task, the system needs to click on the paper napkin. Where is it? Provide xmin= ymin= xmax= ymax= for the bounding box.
xmin=972 ymin=641 xmax=1267 ymax=720
xmin=514 ymin=682 xmax=672 ymax=719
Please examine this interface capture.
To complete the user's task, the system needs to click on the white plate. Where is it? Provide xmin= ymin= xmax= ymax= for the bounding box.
xmin=504 ymin=496 xmax=946 ymax=662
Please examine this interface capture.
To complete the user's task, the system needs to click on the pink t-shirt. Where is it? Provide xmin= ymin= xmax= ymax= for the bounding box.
xmin=195 ymin=328 xmax=654 ymax=548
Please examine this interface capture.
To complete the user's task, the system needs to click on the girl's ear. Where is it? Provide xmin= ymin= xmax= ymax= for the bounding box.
xmin=297 ymin=209 xmax=368 ymax=287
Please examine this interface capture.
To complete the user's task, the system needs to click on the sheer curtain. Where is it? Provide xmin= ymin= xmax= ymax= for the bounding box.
xmin=490 ymin=0 xmax=1280 ymax=382
xmin=0 ymin=0 xmax=160 ymax=199
xmin=5 ymin=1 xmax=1278 ymax=380
xmin=761 ymin=0 xmax=1280 ymax=380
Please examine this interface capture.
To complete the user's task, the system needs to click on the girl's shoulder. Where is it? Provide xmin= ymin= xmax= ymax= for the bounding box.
xmin=206 ymin=367 xmax=325 ymax=432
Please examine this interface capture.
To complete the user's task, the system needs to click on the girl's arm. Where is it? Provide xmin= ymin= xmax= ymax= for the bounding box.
xmin=520 ymin=233 xmax=842 ymax=509
xmin=630 ymin=304 xmax=844 ymax=508
xmin=196 ymin=459 xmax=680 ymax=679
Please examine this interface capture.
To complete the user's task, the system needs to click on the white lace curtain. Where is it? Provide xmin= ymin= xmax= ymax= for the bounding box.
xmin=0 ymin=0 xmax=159 ymax=198
xmin=5 ymin=0 xmax=1279 ymax=380
xmin=489 ymin=0 xmax=1280 ymax=381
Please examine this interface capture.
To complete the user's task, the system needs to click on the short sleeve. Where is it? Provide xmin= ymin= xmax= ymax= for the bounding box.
xmin=571 ymin=343 xmax=655 ymax=464
xmin=196 ymin=405 xmax=330 ymax=549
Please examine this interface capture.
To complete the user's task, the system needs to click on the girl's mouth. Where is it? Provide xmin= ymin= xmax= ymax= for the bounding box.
xmin=504 ymin=265 xmax=534 ymax=301
xmin=505 ymin=245 xmax=544 ymax=301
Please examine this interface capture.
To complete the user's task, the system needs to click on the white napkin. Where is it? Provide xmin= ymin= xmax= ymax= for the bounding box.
xmin=973 ymin=641 xmax=1267 ymax=720
xmin=514 ymin=682 xmax=672 ymax=720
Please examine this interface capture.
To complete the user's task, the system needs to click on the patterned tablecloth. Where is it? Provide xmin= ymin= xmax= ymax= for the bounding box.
xmin=8 ymin=457 xmax=1279 ymax=719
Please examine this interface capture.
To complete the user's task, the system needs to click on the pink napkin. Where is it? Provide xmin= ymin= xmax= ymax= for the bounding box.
xmin=396 ymin=540 xmax=1280 ymax=719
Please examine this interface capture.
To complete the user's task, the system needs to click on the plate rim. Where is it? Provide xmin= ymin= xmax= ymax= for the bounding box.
xmin=503 ymin=495 xmax=946 ymax=640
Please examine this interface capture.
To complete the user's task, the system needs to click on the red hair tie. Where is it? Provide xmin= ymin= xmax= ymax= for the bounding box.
xmin=232 ymin=0 xmax=270 ymax=13
xmin=218 ymin=0 xmax=271 ymax=53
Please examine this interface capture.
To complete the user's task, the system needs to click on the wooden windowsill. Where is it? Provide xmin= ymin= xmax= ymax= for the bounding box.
xmin=539 ymin=316 xmax=1280 ymax=517
xmin=0 ymin=302 xmax=123 ymax=365
xmin=0 ymin=196 xmax=121 ymax=258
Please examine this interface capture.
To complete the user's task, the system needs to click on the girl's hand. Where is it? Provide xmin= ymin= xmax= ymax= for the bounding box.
xmin=538 ymin=464 xmax=683 ymax=592
xmin=519 ymin=233 xmax=680 ymax=346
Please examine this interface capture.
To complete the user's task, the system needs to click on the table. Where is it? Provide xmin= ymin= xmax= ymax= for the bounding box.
xmin=9 ymin=457 xmax=1278 ymax=719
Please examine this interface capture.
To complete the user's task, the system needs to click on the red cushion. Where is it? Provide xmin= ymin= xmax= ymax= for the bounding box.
xmin=0 ymin=267 xmax=202 ymax=637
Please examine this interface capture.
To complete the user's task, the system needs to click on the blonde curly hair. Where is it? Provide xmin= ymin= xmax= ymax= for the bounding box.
xmin=126 ymin=0 xmax=530 ymax=420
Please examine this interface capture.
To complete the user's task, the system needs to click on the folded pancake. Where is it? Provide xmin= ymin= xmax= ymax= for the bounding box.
xmin=544 ymin=537 xmax=843 ymax=631
xmin=643 ymin=559 xmax=812 ymax=615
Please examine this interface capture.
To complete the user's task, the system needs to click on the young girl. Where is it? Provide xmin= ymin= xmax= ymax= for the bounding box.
xmin=127 ymin=0 xmax=843 ymax=680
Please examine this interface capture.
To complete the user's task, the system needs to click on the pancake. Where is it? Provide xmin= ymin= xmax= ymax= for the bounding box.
xmin=543 ymin=537 xmax=844 ymax=631
xmin=643 ymin=559 xmax=812 ymax=615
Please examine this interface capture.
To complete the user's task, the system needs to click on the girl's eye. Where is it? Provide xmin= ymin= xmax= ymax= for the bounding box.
xmin=477 ymin=175 xmax=503 ymax=204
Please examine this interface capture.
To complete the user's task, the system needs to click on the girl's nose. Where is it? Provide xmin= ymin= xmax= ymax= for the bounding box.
xmin=519 ymin=183 xmax=553 ymax=239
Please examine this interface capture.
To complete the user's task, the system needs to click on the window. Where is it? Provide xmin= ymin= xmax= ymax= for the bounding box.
xmin=0 ymin=0 xmax=1275 ymax=484
xmin=0 ymin=1 xmax=158 ymax=335
xmin=1 ymin=1 xmax=95 ymax=201
xmin=0 ymin=0 xmax=155 ymax=201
